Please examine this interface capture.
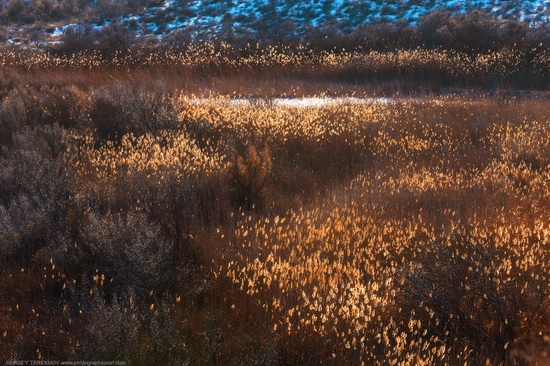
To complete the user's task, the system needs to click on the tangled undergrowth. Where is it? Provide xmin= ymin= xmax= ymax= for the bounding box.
xmin=0 ymin=82 xmax=548 ymax=364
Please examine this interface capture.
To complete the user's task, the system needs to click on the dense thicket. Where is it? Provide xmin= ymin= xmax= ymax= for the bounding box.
xmin=0 ymin=74 xmax=548 ymax=364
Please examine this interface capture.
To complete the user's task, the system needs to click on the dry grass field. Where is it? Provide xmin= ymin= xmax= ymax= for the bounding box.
xmin=0 ymin=46 xmax=548 ymax=365
xmin=0 ymin=42 xmax=549 ymax=93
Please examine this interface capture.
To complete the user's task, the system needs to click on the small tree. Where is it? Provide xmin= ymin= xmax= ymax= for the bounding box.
xmin=57 ymin=24 xmax=95 ymax=54
xmin=232 ymin=144 xmax=272 ymax=211
xmin=95 ymin=23 xmax=133 ymax=57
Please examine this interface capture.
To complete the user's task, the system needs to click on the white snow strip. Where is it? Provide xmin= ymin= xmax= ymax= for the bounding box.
xmin=182 ymin=97 xmax=492 ymax=108
xmin=185 ymin=97 xmax=399 ymax=107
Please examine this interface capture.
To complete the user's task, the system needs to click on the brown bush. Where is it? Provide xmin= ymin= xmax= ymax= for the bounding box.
xmin=90 ymin=83 xmax=179 ymax=141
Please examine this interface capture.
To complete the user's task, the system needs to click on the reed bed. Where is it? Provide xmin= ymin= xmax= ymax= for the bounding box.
xmin=0 ymin=80 xmax=548 ymax=364
xmin=0 ymin=44 xmax=548 ymax=90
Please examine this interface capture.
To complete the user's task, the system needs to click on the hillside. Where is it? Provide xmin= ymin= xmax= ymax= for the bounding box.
xmin=1 ymin=0 xmax=548 ymax=46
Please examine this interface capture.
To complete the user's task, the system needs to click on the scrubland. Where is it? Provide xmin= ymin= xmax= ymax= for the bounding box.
xmin=0 ymin=45 xmax=549 ymax=365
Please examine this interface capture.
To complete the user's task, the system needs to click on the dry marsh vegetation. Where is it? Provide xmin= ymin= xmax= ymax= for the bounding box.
xmin=0 ymin=64 xmax=548 ymax=365
xmin=0 ymin=42 xmax=549 ymax=93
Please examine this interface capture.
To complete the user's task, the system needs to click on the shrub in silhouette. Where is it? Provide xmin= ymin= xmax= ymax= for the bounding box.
xmin=90 ymin=83 xmax=179 ymax=141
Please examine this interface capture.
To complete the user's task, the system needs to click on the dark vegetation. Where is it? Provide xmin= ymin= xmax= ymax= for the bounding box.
xmin=0 ymin=0 xmax=163 ymax=25
xmin=47 ymin=9 xmax=550 ymax=56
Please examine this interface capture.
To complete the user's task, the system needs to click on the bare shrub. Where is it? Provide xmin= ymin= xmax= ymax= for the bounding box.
xmin=80 ymin=295 xmax=189 ymax=364
xmin=401 ymin=232 xmax=549 ymax=364
xmin=90 ymin=83 xmax=179 ymax=141
xmin=94 ymin=23 xmax=133 ymax=57
xmin=79 ymin=211 xmax=174 ymax=292
xmin=0 ymin=194 xmax=51 ymax=266
xmin=230 ymin=144 xmax=272 ymax=211
xmin=56 ymin=24 xmax=96 ymax=55
xmin=0 ymin=70 xmax=21 ymax=101
xmin=0 ymin=125 xmax=72 ymax=266
xmin=0 ymin=86 xmax=84 ymax=145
